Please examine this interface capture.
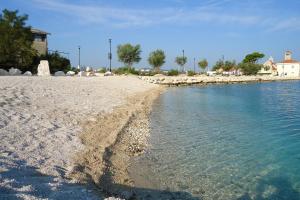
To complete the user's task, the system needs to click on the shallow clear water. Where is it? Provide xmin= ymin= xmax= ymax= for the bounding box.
xmin=130 ymin=81 xmax=300 ymax=200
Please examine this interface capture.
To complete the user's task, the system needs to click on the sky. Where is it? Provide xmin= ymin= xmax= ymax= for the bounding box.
xmin=1 ymin=0 xmax=300 ymax=70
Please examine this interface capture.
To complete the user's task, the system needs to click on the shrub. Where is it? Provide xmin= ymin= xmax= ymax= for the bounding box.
xmin=97 ymin=67 xmax=106 ymax=73
xmin=238 ymin=63 xmax=262 ymax=75
xmin=32 ymin=52 xmax=71 ymax=74
xmin=70 ymin=67 xmax=80 ymax=73
xmin=187 ymin=70 xmax=196 ymax=76
xmin=168 ymin=69 xmax=179 ymax=76
xmin=113 ymin=67 xmax=139 ymax=75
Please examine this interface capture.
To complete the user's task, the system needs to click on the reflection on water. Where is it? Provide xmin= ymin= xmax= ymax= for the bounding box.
xmin=129 ymin=81 xmax=300 ymax=200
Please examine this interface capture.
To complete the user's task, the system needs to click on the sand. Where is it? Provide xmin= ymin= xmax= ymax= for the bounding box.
xmin=0 ymin=76 xmax=159 ymax=199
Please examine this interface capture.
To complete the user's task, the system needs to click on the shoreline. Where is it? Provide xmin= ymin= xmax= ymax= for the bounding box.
xmin=70 ymin=85 xmax=166 ymax=199
xmin=70 ymin=76 xmax=300 ymax=199
xmin=1 ymin=76 xmax=299 ymax=199
xmin=139 ymin=75 xmax=300 ymax=86
xmin=75 ymin=77 xmax=300 ymax=199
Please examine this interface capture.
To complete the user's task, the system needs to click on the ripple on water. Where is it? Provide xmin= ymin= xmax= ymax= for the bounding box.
xmin=130 ymin=82 xmax=300 ymax=200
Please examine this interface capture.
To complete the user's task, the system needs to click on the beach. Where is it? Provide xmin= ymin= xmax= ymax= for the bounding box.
xmin=0 ymin=76 xmax=161 ymax=199
xmin=1 ymin=75 xmax=300 ymax=199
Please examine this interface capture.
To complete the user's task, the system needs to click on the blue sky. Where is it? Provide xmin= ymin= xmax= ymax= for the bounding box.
xmin=1 ymin=0 xmax=300 ymax=70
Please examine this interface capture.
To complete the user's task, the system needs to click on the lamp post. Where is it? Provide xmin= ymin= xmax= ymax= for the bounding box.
xmin=182 ymin=49 xmax=185 ymax=72
xmin=78 ymin=45 xmax=81 ymax=70
xmin=108 ymin=39 xmax=112 ymax=72
xmin=194 ymin=57 xmax=196 ymax=73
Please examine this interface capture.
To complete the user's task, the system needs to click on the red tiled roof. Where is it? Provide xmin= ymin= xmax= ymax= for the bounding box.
xmin=279 ymin=59 xmax=300 ymax=64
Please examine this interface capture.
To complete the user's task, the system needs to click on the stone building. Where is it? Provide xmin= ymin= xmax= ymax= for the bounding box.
xmin=31 ymin=28 xmax=50 ymax=55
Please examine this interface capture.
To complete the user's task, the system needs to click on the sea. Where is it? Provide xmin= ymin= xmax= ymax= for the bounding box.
xmin=129 ymin=81 xmax=300 ymax=200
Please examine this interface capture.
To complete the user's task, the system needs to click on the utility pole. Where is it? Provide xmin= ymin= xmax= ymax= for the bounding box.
xmin=194 ymin=57 xmax=196 ymax=73
xmin=222 ymin=55 xmax=225 ymax=69
xmin=78 ymin=45 xmax=81 ymax=70
xmin=182 ymin=49 xmax=185 ymax=72
xmin=108 ymin=39 xmax=112 ymax=72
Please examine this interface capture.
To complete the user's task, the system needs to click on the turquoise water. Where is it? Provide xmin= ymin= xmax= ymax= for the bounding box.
xmin=130 ymin=81 xmax=300 ymax=200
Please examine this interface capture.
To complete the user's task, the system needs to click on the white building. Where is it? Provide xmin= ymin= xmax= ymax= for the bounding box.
xmin=258 ymin=56 xmax=277 ymax=75
xmin=276 ymin=51 xmax=300 ymax=77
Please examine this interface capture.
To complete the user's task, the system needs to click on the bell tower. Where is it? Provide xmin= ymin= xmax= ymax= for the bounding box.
xmin=285 ymin=51 xmax=292 ymax=60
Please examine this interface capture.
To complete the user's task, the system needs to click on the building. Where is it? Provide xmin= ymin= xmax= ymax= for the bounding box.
xmin=258 ymin=57 xmax=277 ymax=75
xmin=276 ymin=51 xmax=300 ymax=77
xmin=31 ymin=28 xmax=50 ymax=55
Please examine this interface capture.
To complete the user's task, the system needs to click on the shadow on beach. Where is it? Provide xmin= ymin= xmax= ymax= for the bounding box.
xmin=0 ymin=152 xmax=101 ymax=200
xmin=0 ymin=152 xmax=199 ymax=200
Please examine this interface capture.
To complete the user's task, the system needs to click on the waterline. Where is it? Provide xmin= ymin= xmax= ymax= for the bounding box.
xmin=130 ymin=81 xmax=300 ymax=200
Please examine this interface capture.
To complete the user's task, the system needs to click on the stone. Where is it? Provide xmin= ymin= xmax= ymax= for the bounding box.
xmin=0 ymin=69 xmax=9 ymax=76
xmin=154 ymin=74 xmax=165 ymax=77
xmin=66 ymin=71 xmax=76 ymax=76
xmin=37 ymin=60 xmax=50 ymax=76
xmin=78 ymin=71 xmax=87 ymax=77
xmin=9 ymin=68 xmax=22 ymax=76
xmin=86 ymin=67 xmax=92 ymax=72
xmin=54 ymin=71 xmax=65 ymax=76
xmin=86 ymin=72 xmax=95 ymax=77
xmin=104 ymin=71 xmax=113 ymax=76
xmin=94 ymin=73 xmax=103 ymax=77
xmin=23 ymin=71 xmax=32 ymax=76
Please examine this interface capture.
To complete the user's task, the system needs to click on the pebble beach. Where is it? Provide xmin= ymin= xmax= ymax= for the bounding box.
xmin=1 ymin=74 xmax=300 ymax=199
xmin=0 ymin=76 xmax=160 ymax=199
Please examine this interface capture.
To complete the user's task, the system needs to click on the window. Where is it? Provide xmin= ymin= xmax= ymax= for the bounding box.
xmin=34 ymin=34 xmax=46 ymax=42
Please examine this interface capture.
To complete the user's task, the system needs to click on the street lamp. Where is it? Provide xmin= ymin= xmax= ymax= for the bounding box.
xmin=194 ymin=57 xmax=196 ymax=73
xmin=78 ymin=45 xmax=81 ymax=70
xmin=108 ymin=39 xmax=112 ymax=72
xmin=182 ymin=49 xmax=185 ymax=72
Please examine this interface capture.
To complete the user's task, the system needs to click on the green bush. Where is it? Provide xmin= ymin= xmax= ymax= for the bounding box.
xmin=97 ymin=67 xmax=107 ymax=73
xmin=168 ymin=69 xmax=179 ymax=76
xmin=238 ymin=63 xmax=262 ymax=75
xmin=187 ymin=70 xmax=196 ymax=76
xmin=32 ymin=52 xmax=71 ymax=74
xmin=139 ymin=70 xmax=163 ymax=76
xmin=70 ymin=67 xmax=80 ymax=73
xmin=113 ymin=67 xmax=139 ymax=75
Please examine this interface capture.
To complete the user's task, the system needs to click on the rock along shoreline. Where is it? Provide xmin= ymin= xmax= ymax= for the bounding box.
xmin=139 ymin=75 xmax=300 ymax=86
xmin=70 ymin=86 xmax=167 ymax=199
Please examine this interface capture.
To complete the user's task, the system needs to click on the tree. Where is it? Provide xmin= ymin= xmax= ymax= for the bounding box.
xmin=212 ymin=59 xmax=224 ymax=71
xmin=117 ymin=43 xmax=141 ymax=70
xmin=148 ymin=49 xmax=165 ymax=72
xmin=198 ymin=59 xmax=208 ymax=72
xmin=223 ymin=60 xmax=237 ymax=71
xmin=0 ymin=9 xmax=36 ymax=71
xmin=240 ymin=52 xmax=265 ymax=75
xmin=238 ymin=62 xmax=262 ymax=75
xmin=243 ymin=52 xmax=265 ymax=64
xmin=175 ymin=56 xmax=187 ymax=72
